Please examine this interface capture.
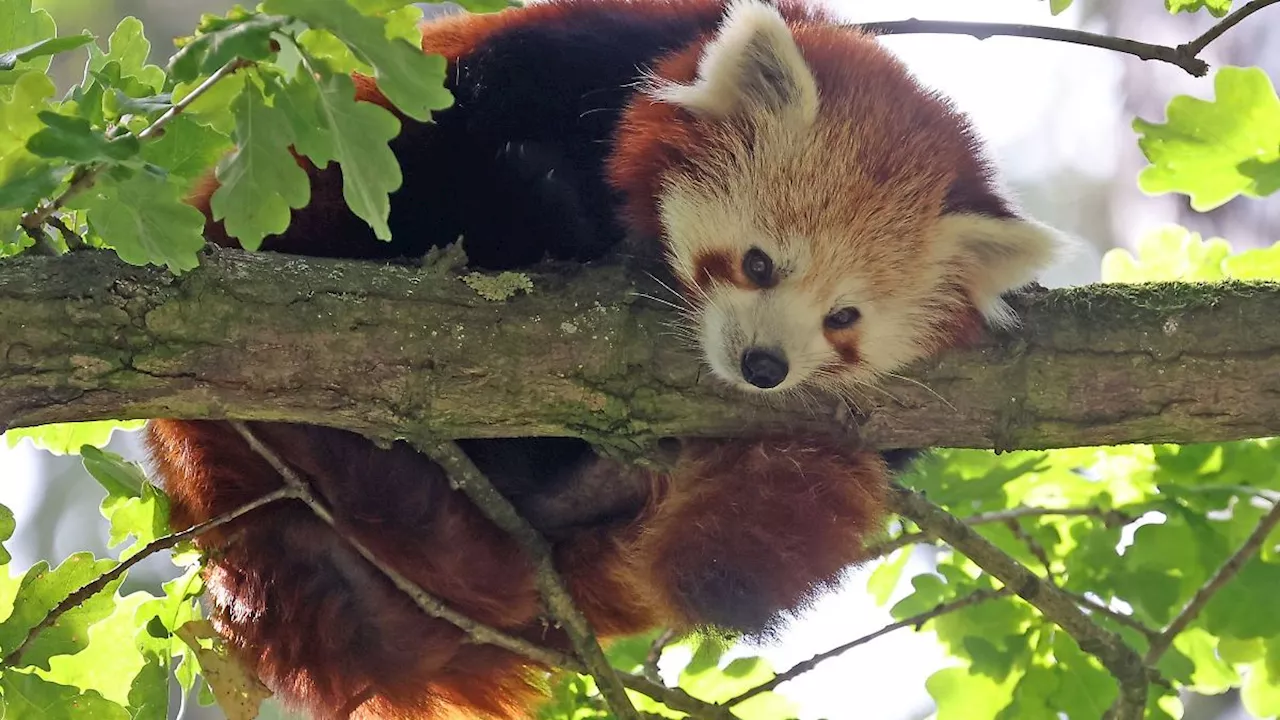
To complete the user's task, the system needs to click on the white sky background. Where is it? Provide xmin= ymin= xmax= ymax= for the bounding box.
xmin=0 ymin=0 xmax=1247 ymax=718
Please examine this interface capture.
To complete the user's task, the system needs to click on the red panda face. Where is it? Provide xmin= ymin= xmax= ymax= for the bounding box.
xmin=612 ymin=0 xmax=1066 ymax=395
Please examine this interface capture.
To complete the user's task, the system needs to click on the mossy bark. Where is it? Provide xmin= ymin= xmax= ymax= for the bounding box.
xmin=1 ymin=249 xmax=1277 ymax=450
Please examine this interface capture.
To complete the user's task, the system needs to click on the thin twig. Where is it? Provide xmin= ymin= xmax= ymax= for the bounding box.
xmin=1180 ymin=0 xmax=1280 ymax=56
xmin=643 ymin=628 xmax=677 ymax=683
xmin=233 ymin=423 xmax=737 ymax=719
xmin=1007 ymin=518 xmax=1058 ymax=581
xmin=19 ymin=58 xmax=248 ymax=234
xmin=1 ymin=484 xmax=297 ymax=669
xmin=229 ymin=421 xmax=574 ymax=669
xmin=46 ymin=215 xmax=85 ymax=250
xmin=854 ymin=20 xmax=1209 ymax=76
xmin=1144 ymin=496 xmax=1280 ymax=664
xmin=886 ymin=484 xmax=1150 ymax=720
xmin=728 ymin=587 xmax=1012 ymax=707
xmin=1061 ymin=589 xmax=1160 ymax=643
xmin=415 ymin=438 xmax=641 ymax=720
xmin=856 ymin=0 xmax=1279 ymax=79
xmin=865 ymin=505 xmax=1135 ymax=560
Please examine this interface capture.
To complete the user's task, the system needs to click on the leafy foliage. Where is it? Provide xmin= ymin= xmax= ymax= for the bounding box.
xmin=1 ymin=1 xmax=1279 ymax=719
xmin=1135 ymin=67 xmax=1280 ymax=211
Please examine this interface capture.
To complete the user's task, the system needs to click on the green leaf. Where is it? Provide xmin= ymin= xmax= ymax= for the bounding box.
xmin=1135 ymin=67 xmax=1280 ymax=210
xmin=43 ymin=591 xmax=154 ymax=709
xmin=73 ymin=167 xmax=207 ymax=272
xmin=0 ymin=71 xmax=61 ymax=211
xmin=139 ymin=115 xmax=231 ymax=182
xmin=1202 ymin=558 xmax=1280 ymax=639
xmin=1101 ymin=225 xmax=1232 ymax=283
xmin=1173 ymin=627 xmax=1240 ymax=693
xmin=81 ymin=446 xmax=171 ymax=557
xmin=209 ymin=76 xmax=310 ymax=249
xmin=0 ymin=552 xmax=124 ymax=670
xmin=285 ymin=65 xmax=402 ymax=239
xmin=0 ymin=33 xmax=93 ymax=71
xmin=1222 ymin=240 xmax=1280 ymax=280
xmin=0 ymin=671 xmax=130 ymax=719
xmin=927 ymin=666 xmax=1018 ymax=720
xmin=86 ymin=17 xmax=165 ymax=93
xmin=0 ymin=0 xmax=56 ymax=85
xmin=4 ymin=420 xmax=145 ymax=455
xmin=0 ymin=503 xmax=13 ymax=565
xmin=263 ymin=0 xmax=452 ymax=121
xmin=1048 ymin=0 xmax=1074 ymax=14
xmin=1242 ymin=637 xmax=1280 ymax=717
xmin=0 ymin=155 xmax=64 ymax=210
xmin=1165 ymin=0 xmax=1232 ymax=16
xmin=26 ymin=111 xmax=141 ymax=164
xmin=169 ymin=11 xmax=287 ymax=84
xmin=866 ymin=545 xmax=913 ymax=605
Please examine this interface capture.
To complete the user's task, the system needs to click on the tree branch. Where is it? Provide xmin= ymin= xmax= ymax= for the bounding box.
xmin=228 ymin=422 xmax=576 ymax=670
xmin=18 ymin=59 xmax=249 ymax=236
xmin=865 ymin=505 xmax=1139 ymax=560
xmin=856 ymin=20 xmax=1209 ymax=76
xmin=1144 ymin=495 xmax=1280 ymax=664
xmin=413 ymin=437 xmax=640 ymax=720
xmin=727 ymin=587 xmax=1013 ymax=708
xmin=1 ymin=251 xmax=1278 ymax=451
xmin=886 ymin=484 xmax=1150 ymax=720
xmin=1180 ymin=0 xmax=1280 ymax=56
xmin=0 ymin=484 xmax=297 ymax=669
xmin=855 ymin=0 xmax=1280 ymax=78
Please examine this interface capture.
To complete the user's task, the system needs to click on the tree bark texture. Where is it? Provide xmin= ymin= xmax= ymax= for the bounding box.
xmin=1 ymin=250 xmax=1277 ymax=450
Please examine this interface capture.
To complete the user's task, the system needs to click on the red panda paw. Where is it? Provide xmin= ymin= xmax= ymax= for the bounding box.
xmin=637 ymin=438 xmax=890 ymax=635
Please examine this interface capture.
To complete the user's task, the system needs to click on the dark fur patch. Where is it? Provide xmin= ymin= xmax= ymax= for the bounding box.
xmin=693 ymin=249 xmax=741 ymax=289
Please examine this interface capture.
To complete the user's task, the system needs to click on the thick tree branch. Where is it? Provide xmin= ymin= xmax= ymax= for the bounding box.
xmin=1 ymin=251 xmax=1277 ymax=450
xmin=886 ymin=484 xmax=1150 ymax=720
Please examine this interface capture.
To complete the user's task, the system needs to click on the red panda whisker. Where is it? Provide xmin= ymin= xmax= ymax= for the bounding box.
xmin=882 ymin=372 xmax=957 ymax=413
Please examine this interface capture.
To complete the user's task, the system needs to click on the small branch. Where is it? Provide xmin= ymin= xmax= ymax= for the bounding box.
xmin=1007 ymin=518 xmax=1057 ymax=581
xmin=233 ymin=423 xmax=737 ymax=719
xmin=415 ymin=438 xmax=640 ymax=720
xmin=1 ymin=484 xmax=296 ymax=669
xmin=19 ymin=58 xmax=248 ymax=234
xmin=643 ymin=628 xmax=677 ymax=683
xmin=854 ymin=20 xmax=1209 ymax=76
xmin=229 ymin=421 xmax=574 ymax=669
xmin=45 ymin=215 xmax=84 ymax=250
xmin=865 ymin=505 xmax=1135 ymax=560
xmin=1181 ymin=0 xmax=1280 ymax=56
xmin=856 ymin=0 xmax=1279 ymax=79
xmin=1144 ymin=496 xmax=1280 ymax=664
xmin=886 ymin=484 xmax=1150 ymax=720
xmin=727 ymin=587 xmax=1012 ymax=708
xmin=1062 ymin=590 xmax=1160 ymax=643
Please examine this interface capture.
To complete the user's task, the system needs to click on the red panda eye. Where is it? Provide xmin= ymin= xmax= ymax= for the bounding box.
xmin=824 ymin=307 xmax=861 ymax=330
xmin=742 ymin=248 xmax=775 ymax=287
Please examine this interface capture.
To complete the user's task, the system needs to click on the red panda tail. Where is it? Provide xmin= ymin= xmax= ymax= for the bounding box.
xmin=144 ymin=420 xmax=562 ymax=719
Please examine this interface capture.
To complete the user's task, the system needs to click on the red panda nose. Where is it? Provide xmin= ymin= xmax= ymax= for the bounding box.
xmin=741 ymin=348 xmax=789 ymax=389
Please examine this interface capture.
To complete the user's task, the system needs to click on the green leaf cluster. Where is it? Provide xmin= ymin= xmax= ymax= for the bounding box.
xmin=1 ymin=0 xmax=458 ymax=269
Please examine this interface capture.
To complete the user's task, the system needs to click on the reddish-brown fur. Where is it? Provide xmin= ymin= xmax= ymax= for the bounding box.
xmin=145 ymin=2 xmax=996 ymax=718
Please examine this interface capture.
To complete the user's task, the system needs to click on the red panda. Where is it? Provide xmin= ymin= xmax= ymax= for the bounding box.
xmin=144 ymin=0 xmax=1065 ymax=718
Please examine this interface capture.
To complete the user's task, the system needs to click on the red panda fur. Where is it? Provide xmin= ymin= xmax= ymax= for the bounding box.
xmin=146 ymin=0 xmax=1060 ymax=717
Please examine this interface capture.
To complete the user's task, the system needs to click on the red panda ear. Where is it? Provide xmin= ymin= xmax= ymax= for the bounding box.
xmin=650 ymin=0 xmax=818 ymax=122
xmin=938 ymin=214 xmax=1070 ymax=328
